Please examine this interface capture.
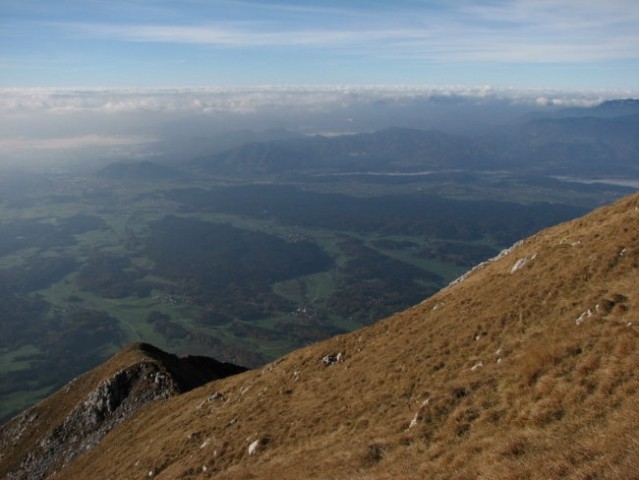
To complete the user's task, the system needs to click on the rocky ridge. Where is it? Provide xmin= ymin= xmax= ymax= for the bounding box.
xmin=0 ymin=343 xmax=245 ymax=480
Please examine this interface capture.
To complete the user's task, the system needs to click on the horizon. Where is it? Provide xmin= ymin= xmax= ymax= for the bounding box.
xmin=3 ymin=1 xmax=639 ymax=170
xmin=1 ymin=83 xmax=638 ymax=170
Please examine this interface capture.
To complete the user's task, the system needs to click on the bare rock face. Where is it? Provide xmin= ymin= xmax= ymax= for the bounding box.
xmin=0 ymin=343 xmax=246 ymax=480
xmin=8 ymin=362 xmax=175 ymax=480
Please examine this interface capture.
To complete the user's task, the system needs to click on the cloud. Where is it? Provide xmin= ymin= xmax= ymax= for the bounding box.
xmin=451 ymin=0 xmax=639 ymax=62
xmin=4 ymin=1 xmax=639 ymax=94
xmin=42 ymin=0 xmax=639 ymax=64
xmin=1 ymin=85 xmax=628 ymax=118
xmin=56 ymin=22 xmax=419 ymax=48
xmin=0 ymin=82 xmax=635 ymax=168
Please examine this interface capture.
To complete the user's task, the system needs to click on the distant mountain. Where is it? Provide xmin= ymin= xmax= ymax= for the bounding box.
xmin=156 ymin=127 xmax=305 ymax=163
xmin=194 ymin=107 xmax=639 ymax=178
xmin=195 ymin=127 xmax=488 ymax=175
xmin=4 ymin=191 xmax=639 ymax=479
xmin=508 ymin=113 xmax=639 ymax=175
xmin=557 ymin=98 xmax=639 ymax=119
xmin=522 ymin=98 xmax=639 ymax=121
xmin=197 ymin=128 xmax=304 ymax=152
xmin=97 ymin=161 xmax=186 ymax=180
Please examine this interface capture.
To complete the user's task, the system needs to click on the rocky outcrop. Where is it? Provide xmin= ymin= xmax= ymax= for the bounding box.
xmin=0 ymin=343 xmax=246 ymax=480
xmin=6 ymin=362 xmax=175 ymax=480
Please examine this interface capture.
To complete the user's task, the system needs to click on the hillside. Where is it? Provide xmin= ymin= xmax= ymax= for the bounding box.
xmin=3 ymin=191 xmax=639 ymax=479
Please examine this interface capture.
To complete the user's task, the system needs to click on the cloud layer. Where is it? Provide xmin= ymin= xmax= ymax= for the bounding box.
xmin=0 ymin=83 xmax=636 ymax=170
xmin=0 ymin=85 xmax=626 ymax=117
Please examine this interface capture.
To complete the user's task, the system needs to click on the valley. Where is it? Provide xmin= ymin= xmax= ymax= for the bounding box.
xmin=1 ymin=99 xmax=638 ymax=422
xmin=1 ymin=167 xmax=619 ymax=421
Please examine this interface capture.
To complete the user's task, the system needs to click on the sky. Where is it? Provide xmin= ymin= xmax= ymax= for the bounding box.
xmin=2 ymin=1 xmax=639 ymax=169
xmin=2 ymin=0 xmax=639 ymax=89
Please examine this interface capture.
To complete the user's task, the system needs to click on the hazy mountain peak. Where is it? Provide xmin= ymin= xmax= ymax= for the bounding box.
xmin=596 ymin=98 xmax=639 ymax=111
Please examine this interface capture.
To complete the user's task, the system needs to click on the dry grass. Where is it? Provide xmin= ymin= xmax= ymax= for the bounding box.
xmin=7 ymin=192 xmax=639 ymax=479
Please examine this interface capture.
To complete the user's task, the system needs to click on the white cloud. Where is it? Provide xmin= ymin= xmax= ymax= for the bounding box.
xmin=56 ymin=22 xmax=423 ymax=48
xmin=0 ymin=82 xmax=634 ymax=168
xmin=43 ymin=0 xmax=639 ymax=65
xmin=0 ymin=85 xmax=628 ymax=117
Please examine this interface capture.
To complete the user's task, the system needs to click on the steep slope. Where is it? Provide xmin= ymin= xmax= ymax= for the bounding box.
xmin=9 ymin=192 xmax=639 ymax=479
xmin=0 ymin=343 xmax=245 ymax=480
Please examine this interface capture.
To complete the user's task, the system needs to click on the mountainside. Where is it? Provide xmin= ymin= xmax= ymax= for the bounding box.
xmin=0 ymin=343 xmax=245 ymax=480
xmin=3 ymin=191 xmax=639 ymax=479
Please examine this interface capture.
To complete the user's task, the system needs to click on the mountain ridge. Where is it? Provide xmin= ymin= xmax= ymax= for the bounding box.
xmin=0 ymin=343 xmax=246 ymax=480
xmin=194 ymin=114 xmax=639 ymax=178
xmin=195 ymin=127 xmax=484 ymax=176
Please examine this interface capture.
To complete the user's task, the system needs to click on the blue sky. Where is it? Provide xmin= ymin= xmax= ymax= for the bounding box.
xmin=2 ymin=0 xmax=639 ymax=89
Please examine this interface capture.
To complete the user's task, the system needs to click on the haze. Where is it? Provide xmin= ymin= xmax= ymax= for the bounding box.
xmin=2 ymin=85 xmax=637 ymax=170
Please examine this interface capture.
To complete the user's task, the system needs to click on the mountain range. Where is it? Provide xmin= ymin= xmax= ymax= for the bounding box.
xmin=2 ymin=190 xmax=638 ymax=479
xmin=187 ymin=100 xmax=639 ymax=178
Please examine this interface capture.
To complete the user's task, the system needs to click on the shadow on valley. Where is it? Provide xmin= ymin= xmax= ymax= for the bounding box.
xmin=166 ymin=184 xmax=585 ymax=243
xmin=0 ymin=180 xmax=590 ymax=422
xmin=144 ymin=216 xmax=333 ymax=317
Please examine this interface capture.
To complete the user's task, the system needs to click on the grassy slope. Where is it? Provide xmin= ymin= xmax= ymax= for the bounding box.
xmin=50 ymin=191 xmax=639 ymax=479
